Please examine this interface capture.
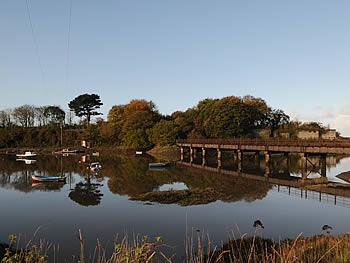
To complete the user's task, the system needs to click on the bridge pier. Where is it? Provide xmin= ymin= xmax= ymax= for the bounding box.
xmin=254 ymin=151 xmax=260 ymax=167
xmin=300 ymin=153 xmax=308 ymax=180
xmin=264 ymin=151 xmax=271 ymax=164
xmin=320 ymin=154 xmax=327 ymax=177
xmin=202 ymin=147 xmax=206 ymax=166
xmin=217 ymin=148 xmax=222 ymax=169
xmin=189 ymin=146 xmax=194 ymax=164
xmin=237 ymin=150 xmax=242 ymax=172
xmin=217 ymin=159 xmax=222 ymax=169
xmin=190 ymin=147 xmax=194 ymax=157
xmin=285 ymin=152 xmax=290 ymax=171
xmin=217 ymin=148 xmax=222 ymax=160
xmin=177 ymin=140 xmax=335 ymax=181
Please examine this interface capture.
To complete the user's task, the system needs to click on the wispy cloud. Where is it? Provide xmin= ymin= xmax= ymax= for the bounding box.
xmin=331 ymin=114 xmax=350 ymax=137
xmin=289 ymin=101 xmax=350 ymax=137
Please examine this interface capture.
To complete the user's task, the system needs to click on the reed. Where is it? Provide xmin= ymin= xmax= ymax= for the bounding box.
xmin=1 ymin=229 xmax=350 ymax=263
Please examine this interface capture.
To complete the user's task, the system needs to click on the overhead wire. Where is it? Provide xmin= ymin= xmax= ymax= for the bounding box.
xmin=24 ymin=0 xmax=45 ymax=86
xmin=66 ymin=0 xmax=73 ymax=90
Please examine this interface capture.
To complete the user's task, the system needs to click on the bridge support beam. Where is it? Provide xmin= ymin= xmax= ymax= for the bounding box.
xmin=264 ymin=152 xmax=270 ymax=177
xmin=237 ymin=150 xmax=242 ymax=172
xmin=189 ymin=147 xmax=194 ymax=164
xmin=254 ymin=151 xmax=260 ymax=167
xmin=217 ymin=148 xmax=222 ymax=160
xmin=217 ymin=149 xmax=222 ymax=169
xmin=217 ymin=159 xmax=222 ymax=169
xmin=180 ymin=147 xmax=184 ymax=161
xmin=202 ymin=147 xmax=206 ymax=166
xmin=264 ymin=151 xmax=271 ymax=164
xmin=265 ymin=165 xmax=270 ymax=177
xmin=285 ymin=152 xmax=290 ymax=171
xmin=300 ymin=153 xmax=307 ymax=180
xmin=320 ymin=154 xmax=327 ymax=177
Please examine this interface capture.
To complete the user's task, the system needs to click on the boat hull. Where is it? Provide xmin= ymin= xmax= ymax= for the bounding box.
xmin=32 ymin=175 xmax=66 ymax=183
xmin=88 ymin=162 xmax=102 ymax=172
xmin=16 ymin=151 xmax=37 ymax=158
xmin=149 ymin=162 xmax=172 ymax=169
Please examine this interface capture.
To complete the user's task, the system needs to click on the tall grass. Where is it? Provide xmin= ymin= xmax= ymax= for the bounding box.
xmin=1 ymin=228 xmax=350 ymax=263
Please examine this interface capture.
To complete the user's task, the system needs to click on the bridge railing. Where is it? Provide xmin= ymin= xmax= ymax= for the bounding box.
xmin=177 ymin=138 xmax=350 ymax=148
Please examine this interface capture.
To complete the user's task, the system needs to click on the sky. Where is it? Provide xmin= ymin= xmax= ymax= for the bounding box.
xmin=1 ymin=1 xmax=350 ymax=136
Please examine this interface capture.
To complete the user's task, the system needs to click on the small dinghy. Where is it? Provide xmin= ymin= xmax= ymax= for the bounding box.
xmin=32 ymin=175 xmax=66 ymax=183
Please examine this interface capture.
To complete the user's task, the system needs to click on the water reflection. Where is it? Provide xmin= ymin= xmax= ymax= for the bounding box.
xmin=1 ymin=152 xmax=350 ymax=261
xmin=1 ymin=153 xmax=350 ymax=206
xmin=69 ymin=174 xmax=104 ymax=206
xmin=31 ymin=182 xmax=65 ymax=191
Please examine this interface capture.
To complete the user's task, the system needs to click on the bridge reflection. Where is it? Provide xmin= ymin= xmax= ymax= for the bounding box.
xmin=177 ymin=158 xmax=350 ymax=208
xmin=272 ymin=185 xmax=350 ymax=208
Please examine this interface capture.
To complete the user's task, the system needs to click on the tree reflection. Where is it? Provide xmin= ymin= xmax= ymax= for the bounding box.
xmin=128 ymin=167 xmax=271 ymax=206
xmin=2 ymin=153 xmax=350 ymax=206
xmin=69 ymin=176 xmax=103 ymax=206
xmin=106 ymin=155 xmax=161 ymax=196
xmin=103 ymin=154 xmax=272 ymax=206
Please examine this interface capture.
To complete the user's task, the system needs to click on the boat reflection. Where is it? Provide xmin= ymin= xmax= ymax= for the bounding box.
xmin=2 ymin=154 xmax=350 ymax=208
xmin=16 ymin=159 xmax=37 ymax=165
xmin=31 ymin=181 xmax=66 ymax=191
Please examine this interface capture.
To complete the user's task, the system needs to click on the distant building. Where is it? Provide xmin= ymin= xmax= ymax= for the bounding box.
xmin=321 ymin=129 xmax=337 ymax=140
xmin=279 ymin=132 xmax=290 ymax=139
xmin=297 ymin=130 xmax=319 ymax=140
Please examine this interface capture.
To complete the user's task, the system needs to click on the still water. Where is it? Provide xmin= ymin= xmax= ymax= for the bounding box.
xmin=1 ymin=152 xmax=350 ymax=261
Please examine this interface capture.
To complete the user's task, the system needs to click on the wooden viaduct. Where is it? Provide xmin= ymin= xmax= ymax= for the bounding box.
xmin=176 ymin=138 xmax=350 ymax=182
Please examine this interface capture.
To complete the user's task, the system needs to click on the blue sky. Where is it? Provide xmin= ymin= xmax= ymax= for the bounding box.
xmin=1 ymin=1 xmax=350 ymax=136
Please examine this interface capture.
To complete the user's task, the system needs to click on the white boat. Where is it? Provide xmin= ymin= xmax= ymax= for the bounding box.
xmin=16 ymin=151 xmax=37 ymax=158
xmin=88 ymin=162 xmax=102 ymax=172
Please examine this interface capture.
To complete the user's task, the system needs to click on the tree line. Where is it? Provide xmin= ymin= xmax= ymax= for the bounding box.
xmin=0 ymin=93 xmax=329 ymax=150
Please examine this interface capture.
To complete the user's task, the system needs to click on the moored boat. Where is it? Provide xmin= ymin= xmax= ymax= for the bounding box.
xmin=88 ymin=162 xmax=102 ymax=172
xmin=149 ymin=162 xmax=172 ymax=169
xmin=54 ymin=148 xmax=84 ymax=154
xmin=31 ymin=175 xmax=66 ymax=183
xmin=16 ymin=151 xmax=37 ymax=158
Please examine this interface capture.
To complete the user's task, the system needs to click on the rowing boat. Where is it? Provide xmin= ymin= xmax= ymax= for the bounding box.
xmin=32 ymin=175 xmax=66 ymax=183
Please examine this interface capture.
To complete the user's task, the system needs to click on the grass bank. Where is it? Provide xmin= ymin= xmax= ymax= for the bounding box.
xmin=1 ymin=229 xmax=350 ymax=263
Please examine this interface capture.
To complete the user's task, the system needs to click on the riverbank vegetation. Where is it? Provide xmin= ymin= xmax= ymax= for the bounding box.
xmin=0 ymin=94 xmax=333 ymax=151
xmin=1 ymin=229 xmax=350 ymax=262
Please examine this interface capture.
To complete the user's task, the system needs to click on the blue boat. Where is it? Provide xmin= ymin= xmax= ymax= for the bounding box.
xmin=32 ymin=175 xmax=66 ymax=183
xmin=148 ymin=162 xmax=172 ymax=169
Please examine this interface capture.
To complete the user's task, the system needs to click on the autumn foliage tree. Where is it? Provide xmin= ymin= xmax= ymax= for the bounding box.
xmin=107 ymin=99 xmax=161 ymax=149
xmin=0 ymin=94 xmax=294 ymax=149
xmin=172 ymin=95 xmax=289 ymax=139
xmin=148 ymin=119 xmax=179 ymax=147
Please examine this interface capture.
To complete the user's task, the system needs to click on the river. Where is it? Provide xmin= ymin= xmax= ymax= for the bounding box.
xmin=0 ymin=152 xmax=350 ymax=261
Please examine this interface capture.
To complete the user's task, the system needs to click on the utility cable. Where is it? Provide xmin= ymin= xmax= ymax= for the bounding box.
xmin=66 ymin=0 xmax=73 ymax=90
xmin=25 ymin=0 xmax=45 ymax=86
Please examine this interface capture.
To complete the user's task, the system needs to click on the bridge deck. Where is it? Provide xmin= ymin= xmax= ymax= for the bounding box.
xmin=177 ymin=138 xmax=350 ymax=154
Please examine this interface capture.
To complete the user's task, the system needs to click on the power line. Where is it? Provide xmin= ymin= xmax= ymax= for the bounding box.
xmin=66 ymin=0 xmax=73 ymax=90
xmin=25 ymin=0 xmax=45 ymax=85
